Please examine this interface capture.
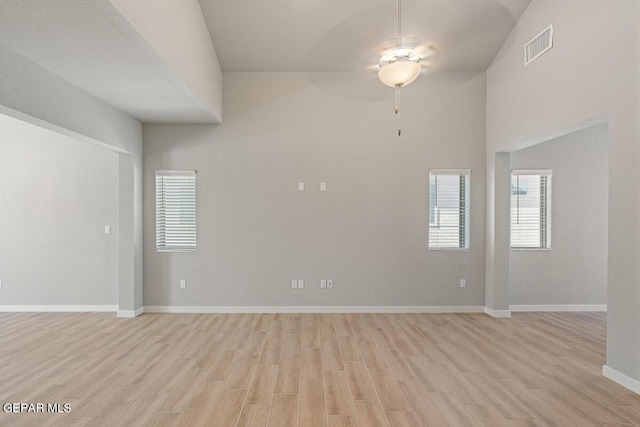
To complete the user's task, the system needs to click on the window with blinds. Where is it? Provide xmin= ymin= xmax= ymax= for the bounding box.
xmin=428 ymin=169 xmax=470 ymax=250
xmin=510 ymin=170 xmax=552 ymax=249
xmin=156 ymin=170 xmax=196 ymax=252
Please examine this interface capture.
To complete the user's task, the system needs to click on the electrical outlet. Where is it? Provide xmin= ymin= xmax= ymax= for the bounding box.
xmin=291 ymin=280 xmax=298 ymax=289
xmin=327 ymin=279 xmax=333 ymax=289
xmin=298 ymin=280 xmax=304 ymax=289
xmin=320 ymin=279 xmax=327 ymax=289
xmin=180 ymin=279 xmax=186 ymax=289
xmin=298 ymin=182 xmax=305 ymax=191
xmin=0 ymin=278 xmax=2 ymax=288
xmin=320 ymin=182 xmax=327 ymax=191
xmin=460 ymin=279 xmax=467 ymax=288
xmin=104 ymin=225 xmax=111 ymax=234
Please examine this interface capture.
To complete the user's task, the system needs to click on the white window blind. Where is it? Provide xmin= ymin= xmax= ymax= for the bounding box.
xmin=429 ymin=169 xmax=470 ymax=250
xmin=156 ymin=170 xmax=196 ymax=252
xmin=510 ymin=170 xmax=552 ymax=249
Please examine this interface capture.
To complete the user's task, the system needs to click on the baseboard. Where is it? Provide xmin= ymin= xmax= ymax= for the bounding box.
xmin=3 ymin=304 xmax=604 ymax=316
xmin=510 ymin=304 xmax=607 ymax=312
xmin=0 ymin=304 xmax=606 ymax=318
xmin=484 ymin=307 xmax=512 ymax=318
xmin=0 ymin=305 xmax=117 ymax=313
xmin=117 ymin=307 xmax=144 ymax=318
xmin=143 ymin=305 xmax=486 ymax=314
xmin=603 ymin=365 xmax=640 ymax=395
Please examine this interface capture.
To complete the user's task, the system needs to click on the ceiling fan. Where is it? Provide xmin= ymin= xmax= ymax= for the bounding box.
xmin=377 ymin=0 xmax=437 ymax=135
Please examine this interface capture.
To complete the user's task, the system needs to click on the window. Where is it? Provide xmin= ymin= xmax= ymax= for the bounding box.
xmin=510 ymin=170 xmax=552 ymax=249
xmin=428 ymin=169 xmax=470 ymax=250
xmin=156 ymin=170 xmax=196 ymax=252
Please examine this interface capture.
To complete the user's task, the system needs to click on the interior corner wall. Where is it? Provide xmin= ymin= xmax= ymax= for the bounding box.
xmin=509 ymin=124 xmax=609 ymax=306
xmin=143 ymin=71 xmax=487 ymax=308
xmin=0 ymin=116 xmax=119 ymax=305
xmin=485 ymin=152 xmax=511 ymax=311
xmin=0 ymin=44 xmax=143 ymax=312
xmin=486 ymin=0 xmax=640 ymax=384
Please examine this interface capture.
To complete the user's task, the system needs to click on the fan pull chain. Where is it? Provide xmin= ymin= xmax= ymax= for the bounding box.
xmin=397 ymin=0 xmax=402 ymax=36
xmin=396 ymin=84 xmax=401 ymax=136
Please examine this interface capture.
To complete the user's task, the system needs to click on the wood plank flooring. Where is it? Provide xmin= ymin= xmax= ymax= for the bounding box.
xmin=0 ymin=311 xmax=638 ymax=426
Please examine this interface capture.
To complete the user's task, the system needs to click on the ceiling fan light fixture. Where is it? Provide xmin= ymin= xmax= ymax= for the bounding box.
xmin=378 ymin=59 xmax=421 ymax=87
xmin=376 ymin=0 xmax=434 ymax=135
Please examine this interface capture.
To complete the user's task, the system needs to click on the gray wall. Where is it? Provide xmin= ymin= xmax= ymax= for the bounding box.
xmin=509 ymin=124 xmax=608 ymax=305
xmin=0 ymin=114 xmax=119 ymax=305
xmin=486 ymin=0 xmax=640 ymax=383
xmin=0 ymin=44 xmax=143 ymax=312
xmin=143 ymin=71 xmax=487 ymax=307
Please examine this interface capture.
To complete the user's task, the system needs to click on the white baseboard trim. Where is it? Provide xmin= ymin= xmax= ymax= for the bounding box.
xmin=0 ymin=305 xmax=117 ymax=313
xmin=3 ymin=305 xmax=604 ymax=316
xmin=144 ymin=305 xmax=485 ymax=314
xmin=510 ymin=304 xmax=607 ymax=312
xmin=484 ymin=307 xmax=512 ymax=318
xmin=117 ymin=307 xmax=144 ymax=318
xmin=603 ymin=365 xmax=640 ymax=395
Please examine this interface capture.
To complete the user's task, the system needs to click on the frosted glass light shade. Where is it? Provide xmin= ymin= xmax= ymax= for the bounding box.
xmin=378 ymin=60 xmax=421 ymax=87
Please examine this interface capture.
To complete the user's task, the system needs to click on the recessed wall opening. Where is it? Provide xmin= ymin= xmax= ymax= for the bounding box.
xmin=0 ymin=113 xmax=120 ymax=310
xmin=507 ymin=122 xmax=609 ymax=312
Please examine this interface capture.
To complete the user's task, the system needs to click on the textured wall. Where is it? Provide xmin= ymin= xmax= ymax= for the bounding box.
xmin=486 ymin=0 xmax=640 ymax=384
xmin=0 ymin=115 xmax=118 ymax=305
xmin=0 ymin=44 xmax=143 ymax=312
xmin=509 ymin=124 xmax=608 ymax=305
xmin=143 ymin=71 xmax=487 ymax=308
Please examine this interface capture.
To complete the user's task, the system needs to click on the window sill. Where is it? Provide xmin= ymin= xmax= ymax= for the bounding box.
xmin=510 ymin=248 xmax=551 ymax=251
xmin=428 ymin=247 xmax=470 ymax=252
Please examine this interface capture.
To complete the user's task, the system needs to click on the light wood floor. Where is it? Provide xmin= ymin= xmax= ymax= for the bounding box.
xmin=0 ymin=311 xmax=639 ymax=426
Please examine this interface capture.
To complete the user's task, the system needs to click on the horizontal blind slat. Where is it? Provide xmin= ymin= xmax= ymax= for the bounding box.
xmin=510 ymin=172 xmax=552 ymax=249
xmin=429 ymin=172 xmax=470 ymax=250
xmin=156 ymin=173 xmax=197 ymax=251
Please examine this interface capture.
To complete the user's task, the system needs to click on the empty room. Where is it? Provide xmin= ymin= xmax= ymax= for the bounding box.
xmin=1 ymin=0 xmax=639 ymax=426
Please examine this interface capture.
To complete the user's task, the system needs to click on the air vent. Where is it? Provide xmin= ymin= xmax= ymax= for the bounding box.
xmin=524 ymin=25 xmax=553 ymax=65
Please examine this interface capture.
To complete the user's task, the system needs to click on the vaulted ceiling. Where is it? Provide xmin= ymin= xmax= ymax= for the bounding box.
xmin=0 ymin=0 xmax=531 ymax=124
xmin=199 ymin=0 xmax=532 ymax=72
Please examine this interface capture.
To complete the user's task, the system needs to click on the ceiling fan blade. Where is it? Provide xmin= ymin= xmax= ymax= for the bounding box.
xmin=417 ymin=44 xmax=438 ymax=71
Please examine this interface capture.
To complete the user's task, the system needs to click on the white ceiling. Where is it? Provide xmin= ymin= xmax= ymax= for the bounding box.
xmin=0 ymin=0 xmax=217 ymax=123
xmin=199 ymin=0 xmax=532 ymax=72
